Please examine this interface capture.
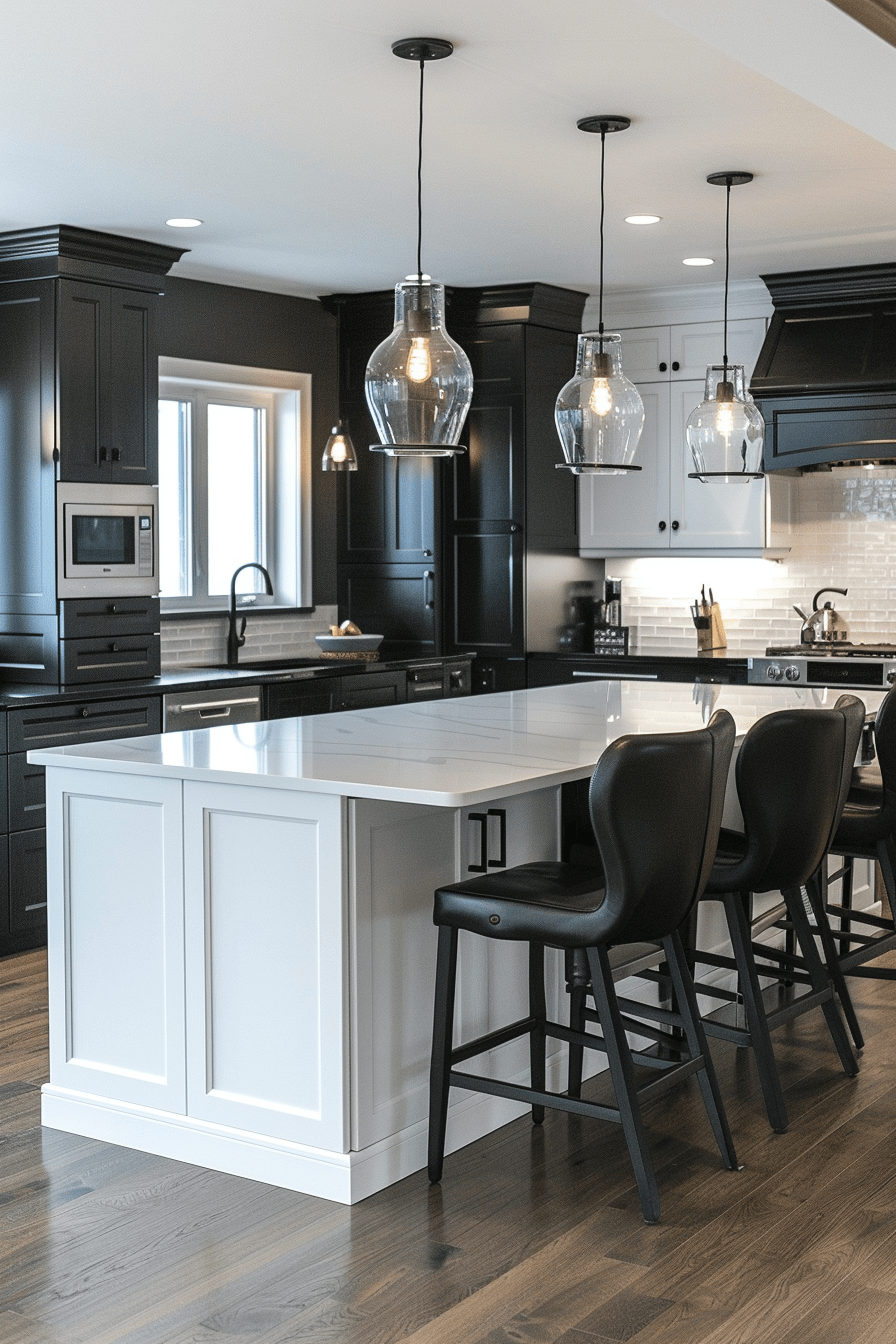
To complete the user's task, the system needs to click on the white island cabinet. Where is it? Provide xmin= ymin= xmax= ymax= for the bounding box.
xmin=35 ymin=681 xmax=873 ymax=1204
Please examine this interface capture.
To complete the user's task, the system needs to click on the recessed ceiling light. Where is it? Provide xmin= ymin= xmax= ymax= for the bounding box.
xmin=165 ymin=217 xmax=203 ymax=228
xmin=625 ymin=214 xmax=661 ymax=225
xmin=683 ymin=256 xmax=714 ymax=266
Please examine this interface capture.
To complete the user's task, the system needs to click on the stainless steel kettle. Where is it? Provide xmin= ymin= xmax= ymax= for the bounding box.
xmin=793 ymin=587 xmax=849 ymax=644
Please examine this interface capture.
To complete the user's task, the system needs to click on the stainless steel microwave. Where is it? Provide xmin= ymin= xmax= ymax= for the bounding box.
xmin=56 ymin=482 xmax=159 ymax=598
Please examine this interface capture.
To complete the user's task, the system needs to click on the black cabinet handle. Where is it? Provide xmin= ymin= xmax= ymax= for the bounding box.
xmin=111 ymin=447 xmax=121 ymax=462
xmin=80 ymin=708 xmax=89 ymax=717
xmin=487 ymin=808 xmax=507 ymax=868
xmin=658 ymin=520 xmax=667 ymax=531
xmin=423 ymin=549 xmax=433 ymax=557
xmin=672 ymin=361 xmax=680 ymax=371
xmin=109 ymin=604 xmax=118 ymax=613
xmin=423 ymin=570 xmax=435 ymax=611
xmin=510 ymin=524 xmax=520 ymax=533
xmin=671 ymin=520 xmax=680 ymax=531
xmin=98 ymin=446 xmax=108 ymax=463
xmin=468 ymin=812 xmax=488 ymax=872
xmin=110 ymin=643 xmax=119 ymax=652
xmin=659 ymin=361 xmax=667 ymax=372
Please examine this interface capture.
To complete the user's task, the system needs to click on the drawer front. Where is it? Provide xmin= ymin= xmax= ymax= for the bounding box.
xmin=8 ymin=753 xmax=45 ymax=832
xmin=58 ymin=596 xmax=161 ymax=640
xmin=406 ymin=664 xmax=445 ymax=702
xmin=60 ymin=633 xmax=161 ymax=685
xmin=9 ymin=828 xmax=46 ymax=935
xmin=163 ymin=686 xmax=262 ymax=732
xmin=264 ymin=679 xmax=339 ymax=721
xmin=336 ymin=670 xmax=406 ymax=711
xmin=9 ymin=694 xmax=162 ymax=752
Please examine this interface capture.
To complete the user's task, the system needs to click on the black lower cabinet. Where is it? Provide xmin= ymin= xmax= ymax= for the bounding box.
xmin=9 ymin=831 xmax=45 ymax=940
xmin=264 ymin=677 xmax=340 ymax=721
xmin=472 ymin=658 xmax=527 ymax=695
xmin=1 ymin=693 xmax=161 ymax=957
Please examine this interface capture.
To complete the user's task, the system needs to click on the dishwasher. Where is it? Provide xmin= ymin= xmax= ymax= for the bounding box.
xmin=163 ymin=685 xmax=263 ymax=731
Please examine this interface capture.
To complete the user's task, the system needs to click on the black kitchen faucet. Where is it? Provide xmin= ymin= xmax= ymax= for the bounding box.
xmin=227 ymin=562 xmax=274 ymax=666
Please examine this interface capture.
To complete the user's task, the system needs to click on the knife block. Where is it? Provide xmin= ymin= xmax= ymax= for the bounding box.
xmin=696 ymin=603 xmax=727 ymax=651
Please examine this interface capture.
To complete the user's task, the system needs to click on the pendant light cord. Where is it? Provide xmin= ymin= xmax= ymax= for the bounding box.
xmin=723 ymin=177 xmax=731 ymax=378
xmin=598 ymin=127 xmax=606 ymax=350
xmin=416 ymin=57 xmax=425 ymax=283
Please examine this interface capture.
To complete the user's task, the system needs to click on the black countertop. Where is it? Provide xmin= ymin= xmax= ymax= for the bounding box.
xmin=0 ymin=649 xmax=469 ymax=709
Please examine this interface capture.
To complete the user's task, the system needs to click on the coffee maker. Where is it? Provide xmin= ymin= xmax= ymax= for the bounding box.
xmin=558 ymin=583 xmax=597 ymax=653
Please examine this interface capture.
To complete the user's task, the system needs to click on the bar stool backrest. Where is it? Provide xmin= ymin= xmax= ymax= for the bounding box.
xmin=587 ymin=709 xmax=735 ymax=944
xmin=733 ymin=703 xmax=861 ymax=895
xmin=873 ymin=685 xmax=896 ymax=807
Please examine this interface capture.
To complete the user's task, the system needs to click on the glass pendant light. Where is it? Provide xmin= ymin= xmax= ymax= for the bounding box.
xmin=687 ymin=172 xmax=764 ymax=483
xmin=555 ymin=116 xmax=643 ymax=476
xmin=365 ymin=38 xmax=473 ymax=459
xmin=321 ymin=421 xmax=357 ymax=472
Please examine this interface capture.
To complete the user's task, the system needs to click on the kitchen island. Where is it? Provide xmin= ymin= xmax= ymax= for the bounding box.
xmin=33 ymin=679 xmax=877 ymax=1204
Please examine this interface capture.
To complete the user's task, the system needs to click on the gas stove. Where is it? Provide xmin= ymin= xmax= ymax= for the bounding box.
xmin=749 ymin=643 xmax=896 ymax=689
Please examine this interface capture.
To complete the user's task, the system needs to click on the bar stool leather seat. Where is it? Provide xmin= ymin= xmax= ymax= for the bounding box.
xmin=428 ymin=710 xmax=737 ymax=1225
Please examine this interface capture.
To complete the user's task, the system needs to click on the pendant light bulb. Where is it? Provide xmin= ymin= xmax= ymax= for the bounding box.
xmin=321 ymin=422 xmax=358 ymax=472
xmin=555 ymin=116 xmax=643 ymax=476
xmin=589 ymin=377 xmax=614 ymax=416
xmin=406 ymin=336 xmax=432 ymax=383
xmin=364 ymin=39 xmax=472 ymax=458
xmin=686 ymin=172 xmax=765 ymax=483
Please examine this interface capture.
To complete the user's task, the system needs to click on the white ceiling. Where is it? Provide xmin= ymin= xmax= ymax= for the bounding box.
xmin=3 ymin=0 xmax=896 ymax=302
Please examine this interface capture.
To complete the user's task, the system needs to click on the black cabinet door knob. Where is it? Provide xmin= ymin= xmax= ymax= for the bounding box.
xmin=671 ymin=520 xmax=680 ymax=531
xmin=658 ymin=520 xmax=667 ymax=531
xmin=659 ymin=362 xmax=667 ymax=372
xmin=672 ymin=361 xmax=680 ymax=371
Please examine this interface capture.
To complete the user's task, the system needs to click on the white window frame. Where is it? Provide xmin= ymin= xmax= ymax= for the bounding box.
xmin=158 ymin=358 xmax=312 ymax=613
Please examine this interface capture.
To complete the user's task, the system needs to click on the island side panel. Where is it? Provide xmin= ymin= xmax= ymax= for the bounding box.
xmin=350 ymin=786 xmax=567 ymax=1158
xmin=43 ymin=765 xmax=186 ymax=1115
xmin=183 ymin=781 xmax=348 ymax=1154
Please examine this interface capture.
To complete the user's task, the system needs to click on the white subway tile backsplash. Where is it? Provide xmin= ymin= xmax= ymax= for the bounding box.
xmin=160 ymin=606 xmax=338 ymax=668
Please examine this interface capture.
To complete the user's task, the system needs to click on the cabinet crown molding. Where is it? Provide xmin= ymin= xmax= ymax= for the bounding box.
xmin=0 ymin=225 xmax=187 ymax=285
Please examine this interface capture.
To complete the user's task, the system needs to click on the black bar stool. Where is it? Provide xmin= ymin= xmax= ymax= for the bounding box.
xmin=691 ymin=697 xmax=865 ymax=1134
xmin=815 ymin=684 xmax=896 ymax=993
xmin=428 ymin=710 xmax=736 ymax=1225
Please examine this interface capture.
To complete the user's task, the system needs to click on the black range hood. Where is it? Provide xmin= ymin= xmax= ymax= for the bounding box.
xmin=751 ymin=263 xmax=896 ymax=472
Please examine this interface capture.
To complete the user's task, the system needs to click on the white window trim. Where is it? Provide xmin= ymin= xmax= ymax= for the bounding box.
xmin=158 ymin=357 xmax=313 ymax=612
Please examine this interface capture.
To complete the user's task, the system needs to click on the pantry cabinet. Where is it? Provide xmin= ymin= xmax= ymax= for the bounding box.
xmin=578 ymin=317 xmax=792 ymax=558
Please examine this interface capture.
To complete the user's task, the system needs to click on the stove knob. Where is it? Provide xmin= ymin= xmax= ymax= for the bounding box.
xmin=888 ymin=669 xmax=896 ymax=686
xmin=784 ymin=664 xmax=801 ymax=682
xmin=765 ymin=663 xmax=783 ymax=682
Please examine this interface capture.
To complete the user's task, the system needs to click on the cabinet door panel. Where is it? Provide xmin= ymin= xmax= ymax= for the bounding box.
xmin=448 ymin=530 xmax=523 ymax=655
xmin=58 ymin=281 xmax=105 ymax=481
xmin=670 ymin=381 xmax=769 ymax=548
xmin=450 ymin=400 xmax=523 ymax=524
xmin=9 ymin=828 xmax=45 ymax=935
xmin=108 ymin=288 xmax=159 ymax=482
xmin=338 ymin=564 xmax=437 ymax=655
xmin=391 ymin=455 xmax=436 ymax=558
xmin=614 ymin=326 xmax=672 ymax=382
xmin=578 ymin=384 xmax=671 ymax=553
xmin=670 ymin=317 xmax=767 ymax=382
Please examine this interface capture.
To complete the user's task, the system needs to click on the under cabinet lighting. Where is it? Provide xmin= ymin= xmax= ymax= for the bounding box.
xmin=625 ymin=214 xmax=661 ymax=225
xmin=683 ymin=256 xmax=714 ymax=266
xmin=166 ymin=218 xmax=203 ymax=228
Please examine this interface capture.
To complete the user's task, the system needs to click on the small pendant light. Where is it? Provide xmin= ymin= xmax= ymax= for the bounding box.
xmin=321 ymin=422 xmax=357 ymax=472
xmin=686 ymin=172 xmax=764 ymax=483
xmin=365 ymin=38 xmax=473 ymax=459
xmin=555 ymin=116 xmax=643 ymax=476
xmin=321 ymin=299 xmax=357 ymax=471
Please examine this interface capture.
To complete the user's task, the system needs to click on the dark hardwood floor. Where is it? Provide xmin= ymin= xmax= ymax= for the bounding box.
xmin=3 ymin=948 xmax=896 ymax=1343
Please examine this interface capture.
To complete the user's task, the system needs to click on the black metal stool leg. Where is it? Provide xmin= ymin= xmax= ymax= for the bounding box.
xmin=566 ymin=947 xmax=588 ymax=1098
xmin=784 ymin=886 xmax=858 ymax=1079
xmin=663 ymin=931 xmax=738 ymax=1171
xmin=804 ymin=872 xmax=864 ymax=1050
xmin=723 ymin=889 xmax=790 ymax=1134
xmin=529 ymin=942 xmax=546 ymax=1124
xmin=586 ymin=945 xmax=661 ymax=1224
xmin=428 ymin=925 xmax=458 ymax=1183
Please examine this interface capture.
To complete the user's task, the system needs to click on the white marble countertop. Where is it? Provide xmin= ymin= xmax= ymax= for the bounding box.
xmin=29 ymin=680 xmax=879 ymax=808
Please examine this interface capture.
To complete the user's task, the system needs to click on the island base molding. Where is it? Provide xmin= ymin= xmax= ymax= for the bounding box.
xmin=41 ymin=1055 xmax=573 ymax=1204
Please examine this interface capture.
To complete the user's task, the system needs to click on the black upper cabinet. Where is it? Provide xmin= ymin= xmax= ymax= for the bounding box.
xmin=326 ymin=282 xmax=587 ymax=666
xmin=58 ymin=280 xmax=160 ymax=483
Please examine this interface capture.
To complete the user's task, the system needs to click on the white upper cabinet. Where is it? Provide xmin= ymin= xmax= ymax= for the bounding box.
xmin=580 ymin=316 xmax=791 ymax=558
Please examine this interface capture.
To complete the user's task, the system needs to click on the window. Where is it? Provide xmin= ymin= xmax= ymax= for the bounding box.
xmin=158 ymin=359 xmax=312 ymax=612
